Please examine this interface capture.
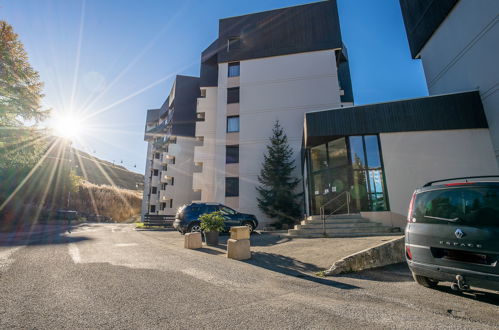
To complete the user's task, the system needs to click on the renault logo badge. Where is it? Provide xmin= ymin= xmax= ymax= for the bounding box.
xmin=455 ymin=229 xmax=464 ymax=239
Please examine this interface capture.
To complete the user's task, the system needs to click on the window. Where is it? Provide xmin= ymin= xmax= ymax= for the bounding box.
xmin=220 ymin=206 xmax=237 ymax=215
xmin=151 ymin=187 xmax=157 ymax=194
xmin=196 ymin=112 xmax=205 ymax=122
xmin=227 ymin=37 xmax=241 ymax=51
xmin=154 ymin=153 xmax=160 ymax=159
xmin=228 ymin=62 xmax=240 ymax=77
xmin=161 ymin=183 xmax=167 ymax=190
xmin=349 ymin=136 xmax=365 ymax=169
xmin=227 ymin=116 xmax=240 ymax=133
xmin=153 ymin=169 xmax=159 ymax=176
xmin=171 ymin=177 xmax=174 ymax=186
xmin=160 ymin=203 xmax=166 ymax=211
xmin=150 ymin=205 xmax=156 ymax=213
xmin=170 ymin=199 xmax=173 ymax=208
xmin=227 ymin=87 xmax=239 ymax=104
xmin=226 ymin=145 xmax=239 ymax=163
xmin=162 ymin=164 xmax=168 ymax=171
xmin=225 ymin=177 xmax=239 ymax=197
xmin=200 ymin=89 xmax=206 ymax=98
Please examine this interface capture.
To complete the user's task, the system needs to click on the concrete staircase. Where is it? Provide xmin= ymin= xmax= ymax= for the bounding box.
xmin=287 ymin=214 xmax=402 ymax=238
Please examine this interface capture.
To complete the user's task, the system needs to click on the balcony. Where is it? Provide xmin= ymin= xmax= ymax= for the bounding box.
xmin=194 ymin=136 xmax=204 ymax=147
xmin=160 ymin=173 xmax=174 ymax=184
xmin=159 ymin=188 xmax=173 ymax=202
xmin=193 ymin=162 xmax=203 ymax=173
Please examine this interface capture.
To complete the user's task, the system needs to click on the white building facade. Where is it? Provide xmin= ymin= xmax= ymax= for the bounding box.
xmin=142 ymin=75 xmax=200 ymax=219
xmin=191 ymin=1 xmax=353 ymax=226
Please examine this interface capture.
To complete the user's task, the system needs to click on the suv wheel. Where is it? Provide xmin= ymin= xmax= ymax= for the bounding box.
xmin=188 ymin=223 xmax=202 ymax=233
xmin=413 ymin=273 xmax=439 ymax=288
xmin=242 ymin=221 xmax=255 ymax=234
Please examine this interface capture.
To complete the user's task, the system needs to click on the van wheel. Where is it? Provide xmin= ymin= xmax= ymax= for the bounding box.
xmin=188 ymin=223 xmax=202 ymax=233
xmin=413 ymin=274 xmax=439 ymax=288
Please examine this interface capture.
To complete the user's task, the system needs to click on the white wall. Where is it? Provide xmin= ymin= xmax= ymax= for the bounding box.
xmin=419 ymin=0 xmax=499 ymax=163
xmin=141 ymin=142 xmax=153 ymax=219
xmin=193 ymin=87 xmax=218 ymax=202
xmin=237 ymin=50 xmax=342 ymax=225
xmin=380 ymin=129 xmax=499 ymax=218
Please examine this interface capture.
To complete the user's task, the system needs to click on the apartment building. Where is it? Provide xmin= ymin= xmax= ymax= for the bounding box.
xmin=191 ymin=0 xmax=353 ymax=226
xmin=142 ymin=75 xmax=200 ymax=218
xmin=399 ymin=0 xmax=499 ymax=164
xmin=298 ymin=0 xmax=499 ymax=229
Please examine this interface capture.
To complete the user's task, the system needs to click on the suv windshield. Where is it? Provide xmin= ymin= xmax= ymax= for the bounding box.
xmin=412 ymin=186 xmax=499 ymax=227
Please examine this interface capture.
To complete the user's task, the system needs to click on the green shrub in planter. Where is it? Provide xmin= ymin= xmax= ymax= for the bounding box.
xmin=199 ymin=211 xmax=225 ymax=246
xmin=199 ymin=211 xmax=225 ymax=232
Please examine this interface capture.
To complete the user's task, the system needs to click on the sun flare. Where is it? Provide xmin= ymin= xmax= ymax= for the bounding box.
xmin=52 ymin=113 xmax=85 ymax=139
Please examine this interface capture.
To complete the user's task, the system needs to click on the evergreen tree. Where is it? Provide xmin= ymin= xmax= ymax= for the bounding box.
xmin=0 ymin=20 xmax=49 ymax=126
xmin=256 ymin=120 xmax=302 ymax=228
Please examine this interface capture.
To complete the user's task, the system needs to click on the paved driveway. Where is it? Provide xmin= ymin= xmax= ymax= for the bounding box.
xmin=1 ymin=223 xmax=498 ymax=329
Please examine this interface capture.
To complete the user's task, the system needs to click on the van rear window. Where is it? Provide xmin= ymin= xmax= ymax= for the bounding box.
xmin=412 ymin=187 xmax=499 ymax=226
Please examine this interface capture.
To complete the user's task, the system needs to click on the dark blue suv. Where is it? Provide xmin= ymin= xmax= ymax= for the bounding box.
xmin=173 ymin=202 xmax=258 ymax=234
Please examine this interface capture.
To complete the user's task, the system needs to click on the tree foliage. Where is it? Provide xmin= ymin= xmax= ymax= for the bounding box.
xmin=0 ymin=20 xmax=49 ymax=126
xmin=256 ymin=121 xmax=302 ymax=228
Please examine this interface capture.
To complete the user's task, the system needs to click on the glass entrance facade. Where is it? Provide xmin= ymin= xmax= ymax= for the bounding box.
xmin=307 ymin=135 xmax=389 ymax=214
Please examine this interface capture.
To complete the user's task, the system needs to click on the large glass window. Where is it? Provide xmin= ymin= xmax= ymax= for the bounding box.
xmin=310 ymin=144 xmax=328 ymax=170
xmin=227 ymin=116 xmax=240 ymax=133
xmin=308 ymin=135 xmax=388 ymax=213
xmin=328 ymin=138 xmax=348 ymax=168
xmin=365 ymin=135 xmax=381 ymax=168
xmin=349 ymin=136 xmax=365 ymax=169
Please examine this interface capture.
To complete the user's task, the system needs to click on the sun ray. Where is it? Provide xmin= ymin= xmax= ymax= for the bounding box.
xmin=0 ymin=137 xmax=61 ymax=213
xmin=69 ymin=0 xmax=86 ymax=113
xmin=74 ymin=149 xmax=99 ymax=216
xmin=78 ymin=1 xmax=193 ymax=116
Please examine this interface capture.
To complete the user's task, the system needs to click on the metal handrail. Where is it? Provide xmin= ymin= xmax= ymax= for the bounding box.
xmin=319 ymin=191 xmax=351 ymax=236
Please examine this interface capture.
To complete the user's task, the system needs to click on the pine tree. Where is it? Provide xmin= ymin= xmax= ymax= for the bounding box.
xmin=256 ymin=120 xmax=302 ymax=228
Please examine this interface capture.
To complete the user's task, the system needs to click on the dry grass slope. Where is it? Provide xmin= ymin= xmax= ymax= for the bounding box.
xmin=72 ymin=181 xmax=142 ymax=222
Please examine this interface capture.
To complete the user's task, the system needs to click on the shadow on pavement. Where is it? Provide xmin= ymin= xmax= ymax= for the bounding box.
xmin=245 ymin=251 xmax=360 ymax=290
xmin=340 ymin=263 xmax=414 ymax=283
xmin=0 ymin=230 xmax=92 ymax=246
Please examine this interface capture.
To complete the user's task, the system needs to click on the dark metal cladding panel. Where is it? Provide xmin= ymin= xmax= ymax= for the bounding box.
xmin=338 ymin=60 xmax=353 ymax=103
xmin=145 ymin=109 xmax=160 ymax=123
xmin=218 ymin=0 xmax=342 ymax=63
xmin=305 ymin=91 xmax=488 ymax=147
xmin=399 ymin=0 xmax=459 ymax=58
xmin=171 ymin=75 xmax=200 ymax=138
xmin=159 ymin=96 xmax=169 ymax=119
xmin=200 ymin=39 xmax=220 ymax=87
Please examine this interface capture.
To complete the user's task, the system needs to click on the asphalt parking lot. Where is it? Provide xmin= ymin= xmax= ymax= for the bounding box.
xmin=1 ymin=223 xmax=498 ymax=329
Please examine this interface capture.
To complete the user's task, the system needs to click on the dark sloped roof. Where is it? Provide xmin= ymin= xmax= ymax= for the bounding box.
xmin=399 ymin=0 xmax=459 ymax=58
xmin=218 ymin=0 xmax=342 ymax=63
xmin=305 ymin=91 xmax=488 ymax=147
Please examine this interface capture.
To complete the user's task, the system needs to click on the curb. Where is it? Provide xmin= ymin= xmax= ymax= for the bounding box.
xmin=325 ymin=236 xmax=405 ymax=276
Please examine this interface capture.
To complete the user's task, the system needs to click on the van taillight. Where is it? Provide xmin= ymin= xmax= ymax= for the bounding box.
xmin=407 ymin=193 xmax=416 ymax=222
xmin=406 ymin=246 xmax=412 ymax=260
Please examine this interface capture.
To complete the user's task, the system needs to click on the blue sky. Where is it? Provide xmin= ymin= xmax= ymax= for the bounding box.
xmin=0 ymin=0 xmax=428 ymax=174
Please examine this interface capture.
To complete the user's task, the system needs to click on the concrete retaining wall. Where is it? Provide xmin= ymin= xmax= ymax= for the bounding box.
xmin=325 ymin=236 xmax=405 ymax=276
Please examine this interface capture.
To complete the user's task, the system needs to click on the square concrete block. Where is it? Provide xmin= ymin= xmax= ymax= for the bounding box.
xmin=227 ymin=238 xmax=251 ymax=260
xmin=230 ymin=226 xmax=250 ymax=240
xmin=184 ymin=232 xmax=202 ymax=249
